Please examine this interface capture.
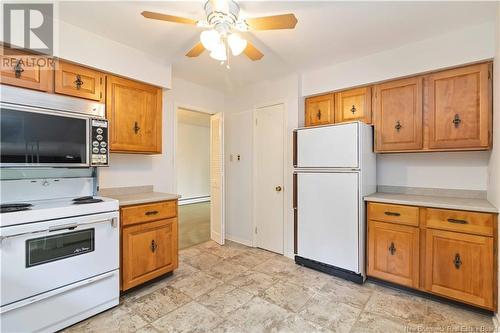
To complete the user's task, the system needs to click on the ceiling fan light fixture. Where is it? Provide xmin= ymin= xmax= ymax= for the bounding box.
xmin=228 ymin=33 xmax=247 ymax=56
xmin=209 ymin=42 xmax=227 ymax=61
xmin=200 ymin=29 xmax=220 ymax=51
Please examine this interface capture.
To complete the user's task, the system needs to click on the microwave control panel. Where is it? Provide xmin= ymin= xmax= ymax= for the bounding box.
xmin=91 ymin=119 xmax=109 ymax=166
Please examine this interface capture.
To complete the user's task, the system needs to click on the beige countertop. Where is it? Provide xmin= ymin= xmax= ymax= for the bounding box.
xmin=99 ymin=185 xmax=180 ymax=206
xmin=364 ymin=192 xmax=498 ymax=213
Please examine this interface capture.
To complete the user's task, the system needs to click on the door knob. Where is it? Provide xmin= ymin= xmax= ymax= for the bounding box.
xmin=275 ymin=186 xmax=282 ymax=192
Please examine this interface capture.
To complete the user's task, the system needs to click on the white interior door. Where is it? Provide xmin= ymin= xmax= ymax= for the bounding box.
xmin=254 ymin=104 xmax=284 ymax=254
xmin=210 ymin=112 xmax=224 ymax=245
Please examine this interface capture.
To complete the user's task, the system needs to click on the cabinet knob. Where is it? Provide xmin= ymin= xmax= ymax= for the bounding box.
xmin=452 ymin=114 xmax=462 ymax=128
xmin=453 ymin=253 xmax=462 ymax=269
xmin=395 ymin=121 xmax=402 ymax=132
xmin=74 ymin=75 xmax=84 ymax=90
xmin=133 ymin=121 xmax=141 ymax=134
xmin=14 ymin=60 xmax=24 ymax=78
xmin=316 ymin=110 xmax=321 ymax=120
xmin=351 ymin=105 xmax=356 ymax=114
xmin=388 ymin=242 xmax=396 ymax=255
xmin=150 ymin=239 xmax=158 ymax=253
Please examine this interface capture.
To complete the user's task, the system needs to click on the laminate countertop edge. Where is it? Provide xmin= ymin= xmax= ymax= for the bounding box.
xmin=364 ymin=192 xmax=498 ymax=214
xmin=102 ymin=192 xmax=181 ymax=207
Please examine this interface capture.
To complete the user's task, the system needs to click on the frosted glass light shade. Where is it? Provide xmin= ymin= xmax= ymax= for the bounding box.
xmin=228 ymin=33 xmax=247 ymax=56
xmin=200 ymin=29 xmax=220 ymax=51
xmin=210 ymin=43 xmax=227 ymax=61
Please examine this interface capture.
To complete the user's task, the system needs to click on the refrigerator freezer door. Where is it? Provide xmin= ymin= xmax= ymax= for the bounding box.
xmin=297 ymin=172 xmax=359 ymax=273
xmin=296 ymin=123 xmax=359 ymax=168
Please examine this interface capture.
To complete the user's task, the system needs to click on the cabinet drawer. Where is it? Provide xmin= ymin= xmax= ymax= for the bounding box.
xmin=425 ymin=208 xmax=494 ymax=236
xmin=121 ymin=201 xmax=177 ymax=226
xmin=367 ymin=221 xmax=419 ymax=288
xmin=368 ymin=203 xmax=419 ymax=226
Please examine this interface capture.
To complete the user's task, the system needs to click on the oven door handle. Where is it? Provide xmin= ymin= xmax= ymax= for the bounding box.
xmin=0 ymin=218 xmax=118 ymax=242
xmin=0 ymin=270 xmax=117 ymax=314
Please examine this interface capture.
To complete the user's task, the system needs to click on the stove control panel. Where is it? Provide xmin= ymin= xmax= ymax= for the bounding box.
xmin=91 ymin=119 xmax=109 ymax=166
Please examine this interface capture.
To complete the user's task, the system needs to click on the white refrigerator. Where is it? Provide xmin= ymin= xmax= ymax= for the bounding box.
xmin=293 ymin=121 xmax=376 ymax=283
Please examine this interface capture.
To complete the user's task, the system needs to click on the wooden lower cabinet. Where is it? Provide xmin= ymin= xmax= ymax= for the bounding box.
xmin=425 ymin=229 xmax=494 ymax=310
xmin=121 ymin=200 xmax=178 ymax=291
xmin=367 ymin=202 xmax=497 ymax=311
xmin=367 ymin=220 xmax=419 ymax=288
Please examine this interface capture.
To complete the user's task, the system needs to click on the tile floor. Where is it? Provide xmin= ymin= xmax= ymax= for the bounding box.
xmin=64 ymin=240 xmax=494 ymax=333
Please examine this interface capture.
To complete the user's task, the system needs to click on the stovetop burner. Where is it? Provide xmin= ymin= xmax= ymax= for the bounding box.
xmin=0 ymin=203 xmax=33 ymax=213
xmin=72 ymin=196 xmax=104 ymax=205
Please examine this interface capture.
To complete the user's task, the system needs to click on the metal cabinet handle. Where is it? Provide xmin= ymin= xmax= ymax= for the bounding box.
xmin=133 ymin=121 xmax=141 ymax=134
xmin=145 ymin=210 xmax=159 ymax=216
xmin=452 ymin=114 xmax=462 ymax=128
xmin=454 ymin=253 xmax=462 ymax=269
xmin=384 ymin=211 xmax=401 ymax=217
xmin=351 ymin=105 xmax=356 ymax=114
xmin=14 ymin=60 xmax=24 ymax=78
xmin=447 ymin=218 xmax=468 ymax=225
xmin=388 ymin=242 xmax=396 ymax=255
xmin=150 ymin=239 xmax=158 ymax=253
xmin=74 ymin=75 xmax=84 ymax=89
xmin=395 ymin=121 xmax=402 ymax=132
xmin=316 ymin=109 xmax=321 ymax=120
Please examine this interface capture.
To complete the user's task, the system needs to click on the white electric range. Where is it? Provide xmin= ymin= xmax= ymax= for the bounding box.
xmin=0 ymin=176 xmax=120 ymax=333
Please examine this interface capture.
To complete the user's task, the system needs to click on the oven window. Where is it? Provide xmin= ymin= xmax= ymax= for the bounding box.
xmin=1 ymin=108 xmax=87 ymax=164
xmin=26 ymin=229 xmax=95 ymax=267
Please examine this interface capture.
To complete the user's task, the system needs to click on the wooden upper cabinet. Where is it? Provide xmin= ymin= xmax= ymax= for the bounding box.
xmin=0 ymin=50 xmax=53 ymax=91
xmin=374 ymin=77 xmax=423 ymax=152
xmin=305 ymin=94 xmax=334 ymax=126
xmin=425 ymin=229 xmax=494 ymax=309
xmin=335 ymin=87 xmax=372 ymax=124
xmin=106 ymin=75 xmax=162 ymax=154
xmin=427 ymin=63 xmax=491 ymax=150
xmin=54 ymin=61 xmax=104 ymax=101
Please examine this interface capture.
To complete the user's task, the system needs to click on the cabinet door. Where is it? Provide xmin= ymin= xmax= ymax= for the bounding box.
xmin=374 ymin=77 xmax=423 ymax=152
xmin=305 ymin=94 xmax=334 ymax=126
xmin=335 ymin=87 xmax=372 ymax=124
xmin=106 ymin=75 xmax=162 ymax=153
xmin=367 ymin=220 xmax=419 ymax=288
xmin=425 ymin=229 xmax=494 ymax=310
xmin=0 ymin=51 xmax=52 ymax=91
xmin=122 ymin=218 xmax=177 ymax=290
xmin=427 ymin=63 xmax=491 ymax=150
xmin=54 ymin=61 xmax=104 ymax=101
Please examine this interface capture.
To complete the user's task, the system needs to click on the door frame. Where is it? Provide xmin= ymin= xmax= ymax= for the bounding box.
xmin=252 ymin=101 xmax=287 ymax=252
xmin=173 ymin=103 xmax=225 ymax=242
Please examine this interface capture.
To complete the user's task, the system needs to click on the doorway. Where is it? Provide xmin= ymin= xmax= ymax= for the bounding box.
xmin=254 ymin=103 xmax=285 ymax=254
xmin=176 ymin=107 xmax=225 ymax=249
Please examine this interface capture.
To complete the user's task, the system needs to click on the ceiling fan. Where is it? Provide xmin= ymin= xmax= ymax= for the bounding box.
xmin=141 ymin=0 xmax=297 ymax=64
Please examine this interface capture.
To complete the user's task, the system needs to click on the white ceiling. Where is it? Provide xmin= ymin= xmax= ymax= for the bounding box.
xmin=59 ymin=1 xmax=497 ymax=91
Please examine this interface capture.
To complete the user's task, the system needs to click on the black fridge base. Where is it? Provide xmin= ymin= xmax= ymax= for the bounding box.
xmin=294 ymin=256 xmax=364 ymax=284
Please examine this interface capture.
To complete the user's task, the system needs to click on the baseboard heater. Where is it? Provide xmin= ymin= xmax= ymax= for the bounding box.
xmin=294 ymin=256 xmax=364 ymax=284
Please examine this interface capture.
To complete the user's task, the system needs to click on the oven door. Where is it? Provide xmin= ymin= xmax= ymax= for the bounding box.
xmin=0 ymin=103 xmax=90 ymax=167
xmin=0 ymin=211 xmax=119 ymax=307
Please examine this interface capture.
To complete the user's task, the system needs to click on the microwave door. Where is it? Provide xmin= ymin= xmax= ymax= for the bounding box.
xmin=0 ymin=105 xmax=90 ymax=167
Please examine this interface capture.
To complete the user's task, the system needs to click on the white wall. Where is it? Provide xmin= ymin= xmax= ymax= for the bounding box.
xmin=99 ymin=77 xmax=224 ymax=193
xmin=177 ymin=119 xmax=210 ymax=200
xmin=57 ymin=20 xmax=172 ymax=89
xmin=302 ymin=22 xmax=496 ymax=97
xmin=224 ymin=74 xmax=299 ymax=255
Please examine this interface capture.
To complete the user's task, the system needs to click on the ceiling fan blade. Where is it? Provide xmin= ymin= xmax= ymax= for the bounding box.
xmin=186 ymin=42 xmax=205 ymax=58
xmin=244 ymin=42 xmax=264 ymax=61
xmin=245 ymin=14 xmax=297 ymax=30
xmin=141 ymin=11 xmax=197 ymax=25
